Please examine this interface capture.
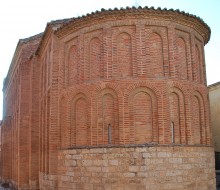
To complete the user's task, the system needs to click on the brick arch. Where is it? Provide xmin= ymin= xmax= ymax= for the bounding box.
xmin=128 ymin=87 xmax=158 ymax=144
xmin=116 ymin=32 xmax=133 ymax=77
xmin=93 ymin=88 xmax=119 ymax=145
xmin=123 ymin=82 xmax=162 ymax=144
xmin=166 ymin=82 xmax=190 ymax=103
xmin=93 ymin=82 xmax=123 ymax=99
xmin=60 ymin=96 xmax=70 ymax=148
xmin=166 ymin=82 xmax=193 ymax=143
xmin=149 ymin=32 xmax=164 ymax=77
xmin=97 ymin=88 xmax=118 ymax=99
xmin=191 ymin=91 xmax=206 ymax=145
xmin=89 ymin=37 xmax=102 ymax=80
xmin=176 ymin=37 xmax=188 ymax=79
xmin=70 ymin=93 xmax=90 ymax=146
xmin=124 ymin=81 xmax=162 ymax=99
xmin=66 ymin=85 xmax=93 ymax=102
xmin=68 ymin=45 xmax=78 ymax=86
xmin=150 ymin=28 xmax=165 ymax=38
xmin=168 ymin=87 xmax=186 ymax=144
xmin=191 ymin=85 xmax=208 ymax=99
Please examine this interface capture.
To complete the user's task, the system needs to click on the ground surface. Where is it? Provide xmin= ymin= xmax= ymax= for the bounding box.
xmin=0 ymin=172 xmax=219 ymax=190
xmin=217 ymin=170 xmax=220 ymax=190
xmin=0 ymin=187 xmax=10 ymax=190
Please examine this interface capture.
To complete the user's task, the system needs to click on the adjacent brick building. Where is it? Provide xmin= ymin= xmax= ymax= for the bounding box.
xmin=1 ymin=6 xmax=216 ymax=190
xmin=209 ymin=81 xmax=220 ymax=170
xmin=209 ymin=82 xmax=220 ymax=152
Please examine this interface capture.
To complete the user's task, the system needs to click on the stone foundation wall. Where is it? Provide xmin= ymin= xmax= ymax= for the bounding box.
xmin=39 ymin=173 xmax=57 ymax=190
xmin=58 ymin=145 xmax=216 ymax=190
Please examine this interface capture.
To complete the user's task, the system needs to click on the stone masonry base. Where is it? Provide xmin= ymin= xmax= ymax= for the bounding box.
xmin=39 ymin=173 xmax=57 ymax=190
xmin=57 ymin=145 xmax=216 ymax=190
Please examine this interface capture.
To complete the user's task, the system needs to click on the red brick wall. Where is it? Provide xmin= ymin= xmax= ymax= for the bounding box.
xmin=56 ymin=10 xmax=212 ymax=189
xmin=149 ymin=32 xmax=164 ymax=77
xmin=58 ymin=16 xmax=211 ymax=147
xmin=1 ymin=35 xmax=42 ymax=189
xmin=1 ymin=117 xmax=12 ymax=181
xmin=1 ymin=8 xmax=212 ymax=190
xmin=29 ymin=56 xmax=41 ymax=189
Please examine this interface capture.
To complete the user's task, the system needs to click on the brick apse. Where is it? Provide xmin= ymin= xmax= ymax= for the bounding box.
xmin=0 ymin=6 xmax=215 ymax=190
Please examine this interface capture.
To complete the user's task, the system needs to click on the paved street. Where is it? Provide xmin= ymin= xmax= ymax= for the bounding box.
xmin=0 ymin=173 xmax=219 ymax=190
xmin=0 ymin=187 xmax=10 ymax=190
xmin=0 ymin=183 xmax=11 ymax=190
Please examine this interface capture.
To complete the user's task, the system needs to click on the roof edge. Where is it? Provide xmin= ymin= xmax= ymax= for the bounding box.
xmin=3 ymin=33 xmax=43 ymax=93
xmin=54 ymin=6 xmax=211 ymax=44
xmin=208 ymin=81 xmax=220 ymax=88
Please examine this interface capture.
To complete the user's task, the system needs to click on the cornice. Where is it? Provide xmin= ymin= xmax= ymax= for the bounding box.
xmin=208 ymin=81 xmax=220 ymax=90
xmin=3 ymin=34 xmax=42 ymax=93
xmin=19 ymin=33 xmax=43 ymax=44
xmin=3 ymin=6 xmax=211 ymax=93
xmin=35 ymin=19 xmax=71 ymax=56
xmin=35 ymin=24 xmax=53 ymax=56
xmin=54 ymin=6 xmax=211 ymax=44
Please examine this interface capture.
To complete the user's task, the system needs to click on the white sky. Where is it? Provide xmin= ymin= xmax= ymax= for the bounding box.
xmin=0 ymin=0 xmax=220 ymax=119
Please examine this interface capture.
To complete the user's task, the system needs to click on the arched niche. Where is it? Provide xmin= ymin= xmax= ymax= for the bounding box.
xmin=168 ymin=87 xmax=186 ymax=144
xmin=96 ymin=88 xmax=119 ymax=145
xmin=192 ymin=91 xmax=206 ymax=145
xmin=70 ymin=94 xmax=89 ymax=146
xmin=117 ymin=32 xmax=133 ymax=77
xmin=176 ymin=37 xmax=187 ymax=79
xmin=89 ymin=37 xmax=102 ymax=80
xmin=129 ymin=87 xmax=158 ymax=144
xmin=68 ymin=45 xmax=78 ymax=85
xmin=149 ymin=32 xmax=164 ymax=77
